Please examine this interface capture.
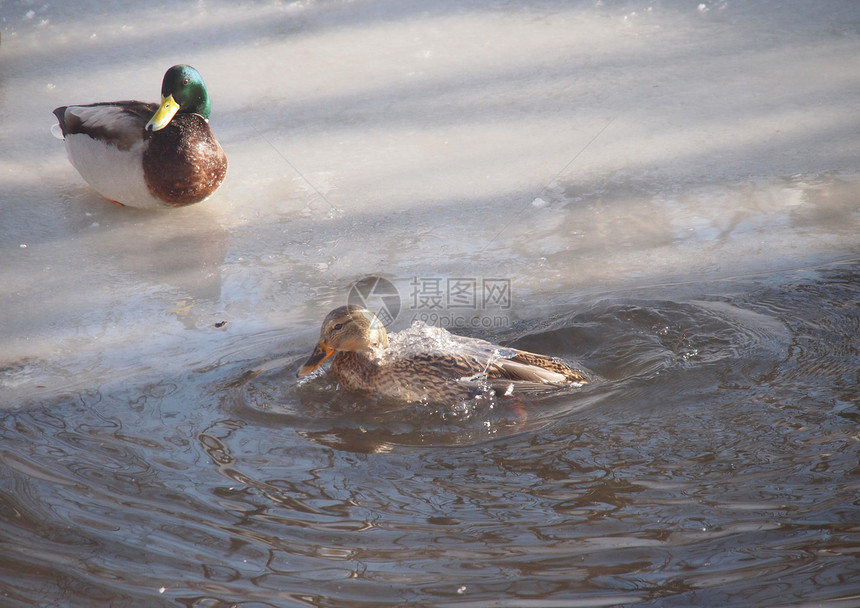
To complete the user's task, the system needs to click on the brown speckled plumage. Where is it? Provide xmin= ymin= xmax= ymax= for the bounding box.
xmin=142 ymin=113 xmax=227 ymax=206
xmin=298 ymin=305 xmax=589 ymax=405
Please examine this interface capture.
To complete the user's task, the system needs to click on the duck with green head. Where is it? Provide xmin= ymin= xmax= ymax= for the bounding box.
xmin=53 ymin=64 xmax=227 ymax=208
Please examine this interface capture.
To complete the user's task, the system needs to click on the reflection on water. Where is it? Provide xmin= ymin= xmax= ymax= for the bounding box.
xmin=1 ymin=262 xmax=858 ymax=607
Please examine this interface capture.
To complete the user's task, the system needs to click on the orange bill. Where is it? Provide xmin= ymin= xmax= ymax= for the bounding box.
xmin=297 ymin=341 xmax=336 ymax=377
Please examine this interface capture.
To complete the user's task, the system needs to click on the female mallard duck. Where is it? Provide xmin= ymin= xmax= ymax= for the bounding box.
xmin=53 ymin=64 xmax=227 ymax=208
xmin=298 ymin=305 xmax=589 ymax=404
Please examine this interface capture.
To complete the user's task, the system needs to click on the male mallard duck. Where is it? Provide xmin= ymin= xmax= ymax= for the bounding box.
xmin=298 ymin=305 xmax=589 ymax=405
xmin=53 ymin=64 xmax=227 ymax=208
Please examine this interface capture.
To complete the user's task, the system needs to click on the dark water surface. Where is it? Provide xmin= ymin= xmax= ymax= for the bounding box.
xmin=2 ymin=261 xmax=858 ymax=607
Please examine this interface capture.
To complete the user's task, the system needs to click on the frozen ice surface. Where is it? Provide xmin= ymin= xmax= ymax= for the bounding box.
xmin=0 ymin=0 xmax=858 ymax=396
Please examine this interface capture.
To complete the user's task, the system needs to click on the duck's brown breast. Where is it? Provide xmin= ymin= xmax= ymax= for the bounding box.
xmin=143 ymin=114 xmax=227 ymax=207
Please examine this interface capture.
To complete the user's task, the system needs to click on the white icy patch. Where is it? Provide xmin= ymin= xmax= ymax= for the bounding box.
xmin=0 ymin=0 xmax=858 ymax=385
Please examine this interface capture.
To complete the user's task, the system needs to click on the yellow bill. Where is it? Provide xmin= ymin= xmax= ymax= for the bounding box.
xmin=145 ymin=94 xmax=181 ymax=131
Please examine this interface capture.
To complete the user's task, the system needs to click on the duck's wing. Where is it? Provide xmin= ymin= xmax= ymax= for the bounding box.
xmin=439 ymin=336 xmax=589 ymax=385
xmin=457 ymin=359 xmax=572 ymax=395
xmin=383 ymin=326 xmax=589 ymax=399
xmin=53 ymin=102 xmax=157 ymax=150
xmin=394 ymin=349 xmax=578 ymax=392
xmin=488 ymin=357 xmax=572 ymax=384
xmin=505 ymin=350 xmax=590 ymax=383
xmin=462 ymin=354 xmax=583 ymax=395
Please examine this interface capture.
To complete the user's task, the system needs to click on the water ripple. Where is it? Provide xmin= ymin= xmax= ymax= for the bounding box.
xmin=2 ymin=263 xmax=858 ymax=607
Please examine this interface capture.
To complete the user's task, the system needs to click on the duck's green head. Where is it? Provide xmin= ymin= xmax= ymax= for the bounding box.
xmin=145 ymin=64 xmax=212 ymax=131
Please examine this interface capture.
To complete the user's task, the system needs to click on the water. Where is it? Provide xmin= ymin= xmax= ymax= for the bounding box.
xmin=2 ymin=0 xmax=860 ymax=606
xmin=2 ymin=263 xmax=858 ymax=607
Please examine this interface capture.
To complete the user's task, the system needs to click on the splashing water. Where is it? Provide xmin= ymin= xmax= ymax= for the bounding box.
xmin=385 ymin=320 xmax=518 ymax=362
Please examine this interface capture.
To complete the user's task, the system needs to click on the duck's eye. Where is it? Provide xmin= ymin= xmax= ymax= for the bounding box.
xmin=182 ymin=77 xmax=190 ymax=86
xmin=333 ymin=323 xmax=344 ymax=331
